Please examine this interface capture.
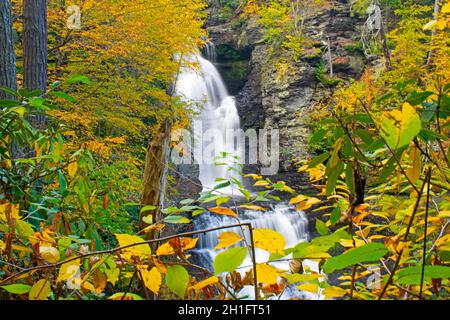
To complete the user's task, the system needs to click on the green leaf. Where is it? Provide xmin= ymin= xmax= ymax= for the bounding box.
xmin=326 ymin=161 xmax=344 ymax=196
xmin=192 ymin=209 xmax=205 ymax=217
xmin=379 ymin=103 xmax=421 ymax=150
xmin=315 ymin=219 xmax=329 ymax=236
xmin=49 ymin=91 xmax=78 ymax=103
xmin=108 ymin=292 xmax=144 ymax=300
xmin=308 ymin=153 xmax=329 ymax=168
xmin=283 ymin=273 xmax=322 ymax=284
xmin=348 ymin=113 xmax=373 ymax=124
xmin=214 ymin=181 xmax=231 ymax=190
xmin=1 ymin=284 xmax=32 ymax=294
xmin=322 ymin=243 xmax=388 ymax=274
xmin=180 ymin=198 xmax=195 ymax=205
xmin=0 ymin=86 xmax=18 ymax=97
xmin=239 ymin=188 xmax=251 ymax=201
xmin=312 ymin=230 xmax=351 ymax=247
xmin=67 ymin=75 xmax=92 ymax=85
xmin=165 ymin=265 xmax=189 ymax=299
xmin=58 ymin=170 xmax=67 ymax=194
xmin=16 ymin=220 xmax=35 ymax=237
xmin=140 ymin=205 xmax=157 ymax=213
xmin=163 ymin=215 xmax=191 ymax=224
xmin=293 ymin=242 xmax=331 ymax=259
xmin=395 ymin=266 xmax=450 ymax=285
xmin=355 ymin=129 xmax=373 ymax=146
xmin=309 ymin=129 xmax=327 ymax=145
xmin=215 ymin=196 xmax=230 ymax=207
xmin=407 ymin=91 xmax=433 ymax=106
xmin=330 ymin=206 xmax=341 ymax=225
xmin=213 ymin=246 xmax=247 ymax=274
xmin=0 ymin=100 xmax=20 ymax=107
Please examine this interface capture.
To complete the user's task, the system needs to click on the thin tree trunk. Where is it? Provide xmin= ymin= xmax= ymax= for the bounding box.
xmin=140 ymin=120 xmax=172 ymax=247
xmin=0 ymin=0 xmax=18 ymax=100
xmin=23 ymin=0 xmax=48 ymax=93
xmin=379 ymin=19 xmax=391 ymax=69
xmin=426 ymin=0 xmax=441 ymax=66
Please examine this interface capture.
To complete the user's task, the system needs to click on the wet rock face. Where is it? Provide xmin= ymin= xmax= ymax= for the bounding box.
xmin=205 ymin=0 xmax=366 ymax=175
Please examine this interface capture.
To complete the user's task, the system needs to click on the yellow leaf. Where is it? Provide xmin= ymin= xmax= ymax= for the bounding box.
xmin=323 ymin=286 xmax=347 ymax=299
xmin=435 ymin=234 xmax=450 ymax=249
xmin=405 ymin=146 xmax=421 ymax=184
xmin=339 ymin=238 xmax=366 ymax=248
xmin=296 ymin=283 xmax=319 ymax=293
xmin=81 ymin=281 xmax=96 ymax=293
xmin=67 ymin=162 xmax=78 ymax=178
xmin=153 ymin=258 xmax=168 ymax=273
xmin=156 ymin=237 xmax=198 ymax=256
xmin=253 ymin=228 xmax=285 ymax=254
xmin=138 ymin=266 xmax=161 ymax=295
xmin=289 ymin=195 xmax=308 ymax=205
xmin=244 ymin=173 xmax=262 ymax=180
xmin=208 ymin=207 xmax=237 ymax=218
xmin=57 ymin=259 xmax=81 ymax=283
xmin=438 ymin=210 xmax=450 ymax=218
xmin=277 ymin=181 xmax=295 ymax=193
xmin=29 ymin=229 xmax=56 ymax=247
xmin=189 ymin=276 xmax=220 ymax=292
xmin=39 ymin=246 xmax=60 ymax=263
xmin=142 ymin=223 xmax=165 ymax=233
xmin=115 ymin=234 xmax=151 ymax=257
xmin=142 ymin=215 xmax=153 ymax=225
xmin=256 ymin=264 xmax=280 ymax=285
xmin=214 ymin=232 xmax=243 ymax=250
xmin=0 ymin=202 xmax=19 ymax=220
xmin=296 ymin=197 xmax=322 ymax=210
xmin=291 ymin=196 xmax=322 ymax=210
xmin=29 ymin=279 xmax=51 ymax=300
xmin=239 ymin=205 xmax=267 ymax=211
xmin=379 ymin=103 xmax=421 ymax=150
xmin=304 ymin=252 xmax=331 ymax=259
xmin=442 ymin=2 xmax=450 ymax=13
xmin=254 ymin=180 xmax=270 ymax=187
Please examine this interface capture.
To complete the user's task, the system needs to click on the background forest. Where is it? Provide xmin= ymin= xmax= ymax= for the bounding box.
xmin=0 ymin=0 xmax=449 ymax=301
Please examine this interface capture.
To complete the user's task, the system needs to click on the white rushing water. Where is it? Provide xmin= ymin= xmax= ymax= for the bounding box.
xmin=175 ymin=47 xmax=242 ymax=194
xmin=175 ymin=45 xmax=322 ymax=299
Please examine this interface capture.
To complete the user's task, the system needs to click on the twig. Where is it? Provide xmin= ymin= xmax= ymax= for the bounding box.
xmin=378 ymin=169 xmax=429 ymax=299
xmin=122 ymin=270 xmax=138 ymax=300
xmin=247 ymin=224 xmax=259 ymax=300
xmin=419 ymin=169 xmax=432 ymax=299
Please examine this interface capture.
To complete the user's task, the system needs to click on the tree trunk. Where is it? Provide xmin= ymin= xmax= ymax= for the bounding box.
xmin=23 ymin=0 xmax=47 ymax=93
xmin=23 ymin=0 xmax=48 ymax=130
xmin=140 ymin=120 xmax=171 ymax=246
xmin=427 ymin=0 xmax=441 ymax=66
xmin=379 ymin=19 xmax=391 ymax=69
xmin=0 ymin=0 xmax=18 ymax=100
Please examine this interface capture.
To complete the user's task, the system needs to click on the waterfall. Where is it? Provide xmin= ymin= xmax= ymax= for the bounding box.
xmin=175 ymin=50 xmax=242 ymax=194
xmin=175 ymin=46 xmax=321 ymax=300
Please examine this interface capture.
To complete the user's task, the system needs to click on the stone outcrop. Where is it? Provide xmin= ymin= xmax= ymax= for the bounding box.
xmin=206 ymin=0 xmax=367 ymax=178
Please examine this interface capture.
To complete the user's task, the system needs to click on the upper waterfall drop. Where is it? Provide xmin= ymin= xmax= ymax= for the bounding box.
xmin=175 ymin=50 xmax=242 ymax=194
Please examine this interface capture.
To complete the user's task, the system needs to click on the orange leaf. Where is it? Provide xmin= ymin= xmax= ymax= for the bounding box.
xmin=208 ymin=207 xmax=237 ymax=218
xmin=156 ymin=237 xmax=198 ymax=256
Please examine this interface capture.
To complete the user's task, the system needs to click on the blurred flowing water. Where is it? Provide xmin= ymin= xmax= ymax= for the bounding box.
xmin=175 ymin=46 xmax=322 ymax=299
